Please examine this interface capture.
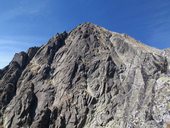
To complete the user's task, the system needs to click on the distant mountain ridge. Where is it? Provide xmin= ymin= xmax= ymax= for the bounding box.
xmin=0 ymin=23 xmax=170 ymax=128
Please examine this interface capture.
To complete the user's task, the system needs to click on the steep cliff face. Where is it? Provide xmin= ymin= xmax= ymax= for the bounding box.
xmin=0 ymin=23 xmax=170 ymax=128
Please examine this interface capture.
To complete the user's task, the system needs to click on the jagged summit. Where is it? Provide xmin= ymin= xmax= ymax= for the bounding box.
xmin=70 ymin=22 xmax=161 ymax=54
xmin=0 ymin=23 xmax=170 ymax=128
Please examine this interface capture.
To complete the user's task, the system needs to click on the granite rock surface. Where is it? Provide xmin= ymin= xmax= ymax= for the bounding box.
xmin=0 ymin=23 xmax=170 ymax=128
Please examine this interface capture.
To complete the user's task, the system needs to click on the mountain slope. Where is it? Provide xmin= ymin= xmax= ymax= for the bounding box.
xmin=0 ymin=23 xmax=170 ymax=128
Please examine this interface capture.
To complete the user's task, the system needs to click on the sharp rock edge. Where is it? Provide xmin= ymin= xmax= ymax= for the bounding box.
xmin=0 ymin=23 xmax=170 ymax=128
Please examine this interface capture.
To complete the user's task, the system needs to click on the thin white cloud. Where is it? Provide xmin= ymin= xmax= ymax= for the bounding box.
xmin=0 ymin=0 xmax=49 ymax=22
xmin=0 ymin=39 xmax=30 ymax=47
xmin=0 ymin=0 xmax=50 ymax=68
xmin=143 ymin=1 xmax=170 ymax=49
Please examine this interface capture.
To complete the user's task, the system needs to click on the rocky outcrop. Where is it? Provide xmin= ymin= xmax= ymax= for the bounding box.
xmin=0 ymin=23 xmax=170 ymax=128
xmin=0 ymin=47 xmax=39 ymax=127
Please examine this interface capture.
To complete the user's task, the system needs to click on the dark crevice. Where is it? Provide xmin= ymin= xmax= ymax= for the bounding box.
xmin=35 ymin=108 xmax=51 ymax=128
xmin=17 ymin=89 xmax=38 ymax=127
xmin=7 ymin=113 xmax=15 ymax=128
xmin=77 ymin=108 xmax=89 ymax=128
xmin=47 ymin=32 xmax=68 ymax=65
xmin=41 ymin=32 xmax=68 ymax=80
xmin=29 ymin=93 xmax=38 ymax=126
xmin=67 ymin=62 xmax=79 ymax=89
xmin=60 ymin=116 xmax=66 ymax=128
xmin=106 ymin=56 xmax=117 ymax=78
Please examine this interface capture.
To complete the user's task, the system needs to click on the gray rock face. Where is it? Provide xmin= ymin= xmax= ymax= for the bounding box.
xmin=0 ymin=23 xmax=170 ymax=128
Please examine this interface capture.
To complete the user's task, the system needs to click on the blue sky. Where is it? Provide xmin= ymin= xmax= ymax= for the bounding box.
xmin=0 ymin=0 xmax=170 ymax=68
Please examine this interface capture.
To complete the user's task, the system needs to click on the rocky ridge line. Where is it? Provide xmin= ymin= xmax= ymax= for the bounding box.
xmin=0 ymin=23 xmax=170 ymax=128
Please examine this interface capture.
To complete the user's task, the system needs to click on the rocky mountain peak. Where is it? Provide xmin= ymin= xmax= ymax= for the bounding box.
xmin=0 ymin=23 xmax=170 ymax=128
